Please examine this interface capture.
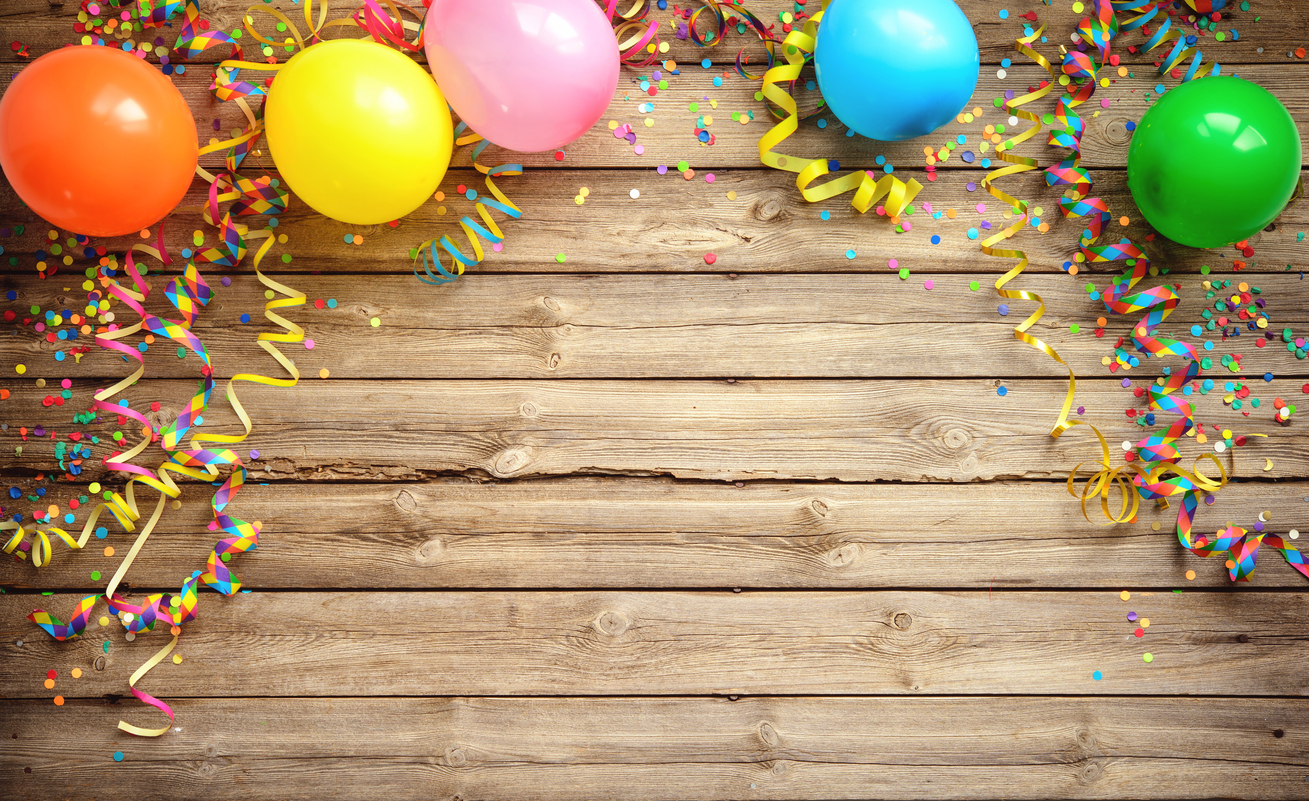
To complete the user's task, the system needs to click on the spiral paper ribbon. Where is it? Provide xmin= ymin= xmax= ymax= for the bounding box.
xmin=758 ymin=1 xmax=921 ymax=222
xmin=1016 ymin=0 xmax=1304 ymax=580
xmin=10 ymin=0 xmax=306 ymax=734
xmin=413 ymin=126 xmax=523 ymax=285
xmin=978 ymin=23 xmax=1098 ymax=446
xmin=20 ymin=227 xmax=302 ymax=733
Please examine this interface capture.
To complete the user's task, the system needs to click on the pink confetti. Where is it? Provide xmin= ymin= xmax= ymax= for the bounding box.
xmin=924 ymin=279 xmax=935 ymax=290
xmin=304 ymin=339 xmax=315 ymax=350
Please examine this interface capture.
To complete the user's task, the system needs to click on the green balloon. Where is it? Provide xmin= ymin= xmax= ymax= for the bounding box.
xmin=1127 ymin=76 xmax=1301 ymax=249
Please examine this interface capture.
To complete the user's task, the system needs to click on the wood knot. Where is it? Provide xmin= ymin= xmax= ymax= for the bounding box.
xmin=1074 ymin=726 xmax=1098 ymax=752
xmin=491 ymin=446 xmax=534 ymax=477
xmin=757 ymin=721 xmax=780 ymax=747
xmin=204 ymin=744 xmax=219 ymax=758
xmin=393 ymin=489 xmax=418 ymax=513
xmin=1273 ymin=729 xmax=1285 ymax=738
xmin=1101 ymin=118 xmax=1132 ymax=147
xmin=93 ymin=656 xmax=106 ymax=672
xmin=541 ymin=296 xmax=562 ymax=312
xmin=958 ymin=453 xmax=980 ymax=476
xmin=445 ymin=746 xmax=468 ymax=767
xmin=943 ymin=428 xmax=970 ymax=449
xmin=1237 ymin=634 xmax=1250 ymax=643
xmin=1078 ymin=757 xmax=1105 ymax=784
xmin=595 ymin=610 xmax=629 ymax=636
xmin=546 ymin=352 xmax=561 ymax=370
xmin=769 ymin=760 xmax=787 ymax=777
xmin=753 ymin=196 xmax=783 ymax=222
xmin=809 ymin=498 xmax=830 ymax=517
xmin=827 ymin=543 xmax=861 ymax=568
xmin=416 ymin=538 xmax=444 ymax=565
xmin=519 ymin=401 xmax=539 ymax=418
xmin=198 ymin=763 xmax=217 ymax=777
xmin=893 ymin=613 xmax=913 ymax=630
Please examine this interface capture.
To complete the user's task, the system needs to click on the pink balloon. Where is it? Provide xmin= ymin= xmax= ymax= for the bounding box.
xmin=424 ymin=0 xmax=620 ymax=153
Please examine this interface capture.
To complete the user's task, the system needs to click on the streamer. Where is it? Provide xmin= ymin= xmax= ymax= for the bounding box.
xmin=758 ymin=1 xmax=921 ymax=222
xmin=14 ymin=0 xmax=306 ymax=734
xmin=1025 ymin=0 xmax=1304 ymax=579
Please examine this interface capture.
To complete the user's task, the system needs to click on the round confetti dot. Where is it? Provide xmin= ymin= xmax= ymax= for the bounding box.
xmin=1091 ymin=670 xmax=1102 ymax=681
xmin=104 ymin=546 xmax=114 ymax=557
xmin=1120 ymin=590 xmax=1130 ymax=601
xmin=71 ymin=668 xmax=82 ymax=678
xmin=304 ymin=339 xmax=315 ymax=350
xmin=369 ymin=317 xmax=381 ymax=327
xmin=1140 ymin=618 xmax=1150 ymax=628
xmin=44 ymin=679 xmax=55 ymax=689
xmin=54 ymin=696 xmax=64 ymax=706
xmin=172 ymin=654 xmax=183 ymax=664
xmin=924 ymin=280 xmax=934 ymax=290
xmin=845 ymin=249 xmax=856 ymax=260
xmin=319 ymin=368 xmax=330 ymax=379
xmin=99 ymin=617 xmax=110 ymax=627
xmin=629 ymin=189 xmax=640 ymax=199
xmin=1143 ymin=653 xmax=1153 ymax=663
xmin=113 ymin=751 xmax=124 ymax=762
xmin=1185 ymin=570 xmax=1196 ymax=580
xmin=704 ymin=253 xmax=717 ymax=265
xmin=997 ymin=386 xmax=1007 ymax=396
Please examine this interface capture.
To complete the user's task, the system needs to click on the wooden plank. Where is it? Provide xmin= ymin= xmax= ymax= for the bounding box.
xmin=1 ymin=377 xmax=1305 ymax=482
xmin=4 ymin=478 xmax=1309 ymax=590
xmin=3 ymin=696 xmax=1308 ymax=800
xmin=3 ymin=0 xmax=1302 ymax=67
xmin=0 ymin=377 xmax=1303 ymax=482
xmin=1 ymin=168 xmax=1305 ymax=277
xmin=4 ymin=271 xmax=1307 ymax=380
xmin=3 ymin=589 xmax=1308 ymax=696
xmin=3 ymin=63 xmax=1307 ymax=173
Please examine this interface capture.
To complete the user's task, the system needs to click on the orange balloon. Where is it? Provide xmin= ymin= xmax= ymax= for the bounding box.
xmin=0 ymin=47 xmax=198 ymax=237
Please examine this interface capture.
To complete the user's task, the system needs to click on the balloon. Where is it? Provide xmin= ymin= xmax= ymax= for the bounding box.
xmin=814 ymin=0 xmax=979 ymax=142
xmin=424 ymin=0 xmax=619 ymax=152
xmin=0 ymin=46 xmax=198 ymax=238
xmin=265 ymin=39 xmax=452 ymax=225
xmin=1127 ymin=76 xmax=1301 ymax=249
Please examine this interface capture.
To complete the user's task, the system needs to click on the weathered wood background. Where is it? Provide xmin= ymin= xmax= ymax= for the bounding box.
xmin=3 ymin=0 xmax=1309 ymax=798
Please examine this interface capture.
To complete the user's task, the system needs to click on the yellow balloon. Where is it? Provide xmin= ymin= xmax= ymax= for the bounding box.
xmin=265 ymin=39 xmax=452 ymax=225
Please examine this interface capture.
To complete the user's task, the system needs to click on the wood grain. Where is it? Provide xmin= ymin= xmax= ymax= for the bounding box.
xmin=4 ymin=478 xmax=1309 ymax=591
xmin=4 ymin=271 xmax=1306 ymax=380
xmin=3 ymin=696 xmax=1307 ymax=800
xmin=3 ymin=589 xmax=1307 ymax=697
xmin=4 ymin=167 xmax=1304 ymax=279
xmin=0 ymin=377 xmax=1305 ymax=482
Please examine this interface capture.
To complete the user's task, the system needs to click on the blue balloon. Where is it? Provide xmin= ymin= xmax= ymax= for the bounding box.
xmin=814 ymin=0 xmax=980 ymax=141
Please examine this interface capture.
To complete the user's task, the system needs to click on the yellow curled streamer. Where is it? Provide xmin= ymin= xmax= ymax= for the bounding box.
xmin=978 ymin=22 xmax=1133 ymax=520
xmin=117 ymin=634 xmax=179 ymax=738
xmin=758 ymin=0 xmax=921 ymax=221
